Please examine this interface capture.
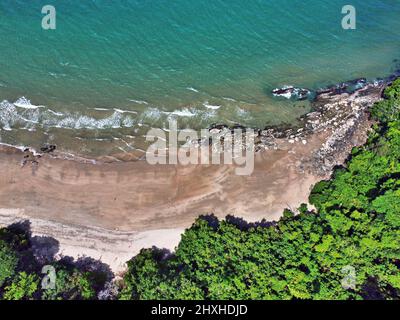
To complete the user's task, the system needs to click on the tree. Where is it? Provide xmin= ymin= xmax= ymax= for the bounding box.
xmin=2 ymin=272 xmax=39 ymax=300
xmin=41 ymin=267 xmax=97 ymax=300
xmin=0 ymin=240 xmax=18 ymax=287
xmin=118 ymin=80 xmax=400 ymax=300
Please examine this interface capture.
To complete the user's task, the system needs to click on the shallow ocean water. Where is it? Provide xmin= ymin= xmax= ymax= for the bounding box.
xmin=0 ymin=0 xmax=400 ymax=156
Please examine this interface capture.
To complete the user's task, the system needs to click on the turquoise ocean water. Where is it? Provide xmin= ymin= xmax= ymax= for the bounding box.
xmin=1 ymin=0 xmax=400 ymax=157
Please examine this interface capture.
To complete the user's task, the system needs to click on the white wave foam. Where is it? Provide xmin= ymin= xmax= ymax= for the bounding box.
xmin=52 ymin=112 xmax=134 ymax=130
xmin=203 ymin=101 xmax=221 ymax=110
xmin=47 ymin=109 xmax=64 ymax=116
xmin=140 ymin=108 xmax=160 ymax=119
xmin=113 ymin=108 xmax=138 ymax=114
xmin=0 ymin=97 xmax=137 ymax=131
xmin=222 ymin=97 xmax=237 ymax=102
xmin=272 ymin=86 xmax=293 ymax=99
xmin=186 ymin=87 xmax=199 ymax=93
xmin=14 ymin=97 xmax=45 ymax=109
xmin=122 ymin=116 xmax=134 ymax=127
xmin=0 ymin=96 xmax=220 ymax=134
xmin=128 ymin=99 xmax=149 ymax=105
xmin=170 ymin=108 xmax=196 ymax=117
xmin=0 ymin=100 xmax=19 ymax=130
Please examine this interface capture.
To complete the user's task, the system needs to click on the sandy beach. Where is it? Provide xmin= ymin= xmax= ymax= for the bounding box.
xmin=0 ymin=139 xmax=323 ymax=272
xmin=0 ymin=132 xmax=325 ymax=228
xmin=0 ymin=83 xmax=384 ymax=272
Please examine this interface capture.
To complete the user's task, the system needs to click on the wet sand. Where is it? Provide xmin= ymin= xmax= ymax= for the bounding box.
xmin=0 ymin=137 xmax=327 ymax=272
xmin=0 ymin=134 xmax=324 ymax=232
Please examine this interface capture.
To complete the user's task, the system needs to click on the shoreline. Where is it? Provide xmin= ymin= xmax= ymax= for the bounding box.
xmin=1 ymin=70 xmax=398 ymax=164
xmin=0 ymin=143 xmax=323 ymax=273
xmin=0 ymin=209 xmax=183 ymax=274
xmin=0 ymin=75 xmax=394 ymax=273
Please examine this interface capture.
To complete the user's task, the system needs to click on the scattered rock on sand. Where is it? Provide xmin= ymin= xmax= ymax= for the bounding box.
xmin=40 ymin=144 xmax=57 ymax=153
xmin=21 ymin=149 xmax=40 ymax=167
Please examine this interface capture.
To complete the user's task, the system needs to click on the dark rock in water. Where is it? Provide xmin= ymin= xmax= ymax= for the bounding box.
xmin=231 ymin=124 xmax=247 ymax=131
xmin=209 ymin=123 xmax=248 ymax=132
xmin=292 ymin=88 xmax=311 ymax=100
xmin=345 ymin=78 xmax=367 ymax=91
xmin=272 ymin=86 xmax=311 ymax=100
xmin=272 ymin=86 xmax=295 ymax=98
xmin=209 ymin=124 xmax=228 ymax=131
xmin=317 ymin=78 xmax=367 ymax=97
xmin=386 ymin=69 xmax=400 ymax=82
xmin=40 ymin=144 xmax=56 ymax=153
xmin=316 ymin=85 xmax=342 ymax=96
xmin=346 ymin=77 xmax=367 ymax=86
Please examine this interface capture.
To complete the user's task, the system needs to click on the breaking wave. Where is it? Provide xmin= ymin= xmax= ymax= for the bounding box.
xmin=0 ymin=97 xmax=221 ymax=134
xmin=0 ymin=97 xmax=136 ymax=131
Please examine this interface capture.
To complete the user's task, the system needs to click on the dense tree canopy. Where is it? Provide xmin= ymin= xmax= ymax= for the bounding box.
xmin=0 ymin=240 xmax=18 ymax=287
xmin=0 ymin=226 xmax=104 ymax=300
xmin=120 ymin=80 xmax=400 ymax=300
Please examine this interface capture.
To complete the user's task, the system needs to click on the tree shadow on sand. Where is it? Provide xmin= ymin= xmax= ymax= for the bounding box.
xmin=225 ymin=214 xmax=276 ymax=230
xmin=1 ymin=220 xmax=114 ymax=282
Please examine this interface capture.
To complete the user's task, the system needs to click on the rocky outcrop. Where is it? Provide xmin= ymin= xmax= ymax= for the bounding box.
xmin=207 ymin=73 xmax=399 ymax=176
xmin=304 ymin=83 xmax=383 ymax=175
xmin=316 ymin=78 xmax=367 ymax=96
xmin=40 ymin=144 xmax=57 ymax=153
xmin=272 ymin=86 xmax=312 ymax=100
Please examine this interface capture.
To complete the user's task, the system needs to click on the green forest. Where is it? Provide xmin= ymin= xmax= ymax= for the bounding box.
xmin=0 ymin=80 xmax=399 ymax=300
